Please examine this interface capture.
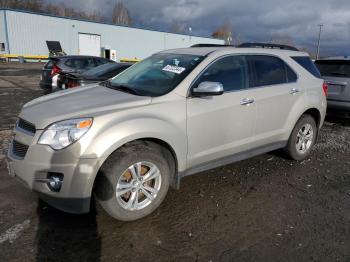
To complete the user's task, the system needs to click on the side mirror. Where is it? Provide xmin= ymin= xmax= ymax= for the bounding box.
xmin=192 ymin=81 xmax=224 ymax=97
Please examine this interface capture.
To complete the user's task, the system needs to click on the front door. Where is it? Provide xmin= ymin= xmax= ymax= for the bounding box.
xmin=186 ymin=55 xmax=256 ymax=169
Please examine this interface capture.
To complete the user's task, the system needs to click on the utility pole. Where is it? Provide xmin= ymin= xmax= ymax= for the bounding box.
xmin=316 ymin=24 xmax=323 ymax=59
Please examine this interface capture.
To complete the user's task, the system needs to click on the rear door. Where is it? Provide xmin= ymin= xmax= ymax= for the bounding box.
xmin=315 ymin=60 xmax=350 ymax=103
xmin=246 ymin=55 xmax=301 ymax=146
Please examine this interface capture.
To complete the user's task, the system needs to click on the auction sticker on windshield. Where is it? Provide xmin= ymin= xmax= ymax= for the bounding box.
xmin=162 ymin=65 xmax=186 ymax=74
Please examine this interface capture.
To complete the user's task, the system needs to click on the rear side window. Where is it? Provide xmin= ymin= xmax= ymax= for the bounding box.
xmin=64 ymin=59 xmax=72 ymax=67
xmin=247 ymin=55 xmax=296 ymax=87
xmin=66 ymin=58 xmax=96 ymax=70
xmin=292 ymin=56 xmax=322 ymax=78
xmin=315 ymin=60 xmax=350 ymax=77
xmin=102 ymin=66 xmax=129 ymax=78
xmin=195 ymin=55 xmax=248 ymax=92
xmin=286 ymin=66 xmax=298 ymax=82
xmin=95 ymin=58 xmax=109 ymax=66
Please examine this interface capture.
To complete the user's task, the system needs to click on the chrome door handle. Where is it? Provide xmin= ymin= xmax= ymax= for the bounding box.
xmin=240 ymin=98 xmax=254 ymax=105
xmin=290 ymin=88 xmax=300 ymax=95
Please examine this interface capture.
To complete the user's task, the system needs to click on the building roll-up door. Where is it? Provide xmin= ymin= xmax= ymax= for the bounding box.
xmin=78 ymin=33 xmax=101 ymax=56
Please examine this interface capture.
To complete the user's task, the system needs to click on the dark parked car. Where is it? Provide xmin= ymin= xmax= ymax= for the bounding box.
xmin=56 ymin=62 xmax=132 ymax=90
xmin=39 ymin=55 xmax=114 ymax=91
xmin=315 ymin=57 xmax=350 ymax=118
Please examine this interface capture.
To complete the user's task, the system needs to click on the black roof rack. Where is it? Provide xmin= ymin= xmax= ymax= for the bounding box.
xmin=238 ymin=42 xmax=299 ymax=51
xmin=190 ymin=44 xmax=232 ymax=48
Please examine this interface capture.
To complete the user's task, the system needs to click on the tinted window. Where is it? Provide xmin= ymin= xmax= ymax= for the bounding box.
xmin=247 ymin=55 xmax=292 ymax=87
xmin=195 ymin=56 xmax=248 ymax=91
xmin=64 ymin=59 xmax=72 ymax=67
xmin=67 ymin=58 xmax=96 ymax=70
xmin=315 ymin=60 xmax=350 ymax=77
xmin=286 ymin=65 xmax=298 ymax=82
xmin=102 ymin=66 xmax=129 ymax=78
xmin=83 ymin=63 xmax=117 ymax=76
xmin=292 ymin=56 xmax=322 ymax=78
xmin=95 ymin=58 xmax=109 ymax=66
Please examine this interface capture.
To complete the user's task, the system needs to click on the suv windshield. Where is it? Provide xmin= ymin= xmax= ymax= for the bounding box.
xmin=108 ymin=53 xmax=205 ymax=96
xmin=315 ymin=60 xmax=350 ymax=77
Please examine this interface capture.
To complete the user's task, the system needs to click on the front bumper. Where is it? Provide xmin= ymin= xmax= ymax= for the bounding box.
xmin=8 ymin=128 xmax=106 ymax=214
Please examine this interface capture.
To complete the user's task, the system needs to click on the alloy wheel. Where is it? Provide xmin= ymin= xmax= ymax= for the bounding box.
xmin=116 ymin=161 xmax=162 ymax=211
xmin=295 ymin=123 xmax=314 ymax=154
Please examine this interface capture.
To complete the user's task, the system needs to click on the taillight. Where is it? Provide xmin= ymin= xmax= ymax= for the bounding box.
xmin=322 ymin=81 xmax=328 ymax=97
xmin=51 ymin=65 xmax=62 ymax=76
xmin=67 ymin=80 xmax=80 ymax=88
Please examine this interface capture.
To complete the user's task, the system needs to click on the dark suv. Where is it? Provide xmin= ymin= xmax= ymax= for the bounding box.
xmin=39 ymin=56 xmax=113 ymax=91
xmin=56 ymin=62 xmax=132 ymax=90
xmin=315 ymin=57 xmax=350 ymax=118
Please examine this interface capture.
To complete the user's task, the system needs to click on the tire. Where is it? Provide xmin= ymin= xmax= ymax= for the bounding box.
xmin=94 ymin=141 xmax=170 ymax=221
xmin=284 ymin=114 xmax=317 ymax=161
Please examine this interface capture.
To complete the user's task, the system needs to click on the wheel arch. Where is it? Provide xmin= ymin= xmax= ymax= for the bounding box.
xmin=284 ymin=106 xmax=323 ymax=142
xmin=302 ymin=108 xmax=322 ymax=127
xmin=93 ymin=136 xmax=181 ymax=195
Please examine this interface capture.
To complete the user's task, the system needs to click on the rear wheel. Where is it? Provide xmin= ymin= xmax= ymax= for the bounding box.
xmin=285 ymin=115 xmax=317 ymax=161
xmin=94 ymin=142 xmax=170 ymax=221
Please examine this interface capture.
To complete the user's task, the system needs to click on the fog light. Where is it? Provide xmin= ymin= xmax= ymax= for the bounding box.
xmin=47 ymin=173 xmax=63 ymax=192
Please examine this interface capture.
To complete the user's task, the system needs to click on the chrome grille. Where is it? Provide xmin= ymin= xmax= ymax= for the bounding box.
xmin=12 ymin=140 xmax=29 ymax=159
xmin=17 ymin=118 xmax=36 ymax=134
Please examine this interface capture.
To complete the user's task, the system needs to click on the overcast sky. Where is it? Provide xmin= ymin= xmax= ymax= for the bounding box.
xmin=46 ymin=0 xmax=350 ymax=56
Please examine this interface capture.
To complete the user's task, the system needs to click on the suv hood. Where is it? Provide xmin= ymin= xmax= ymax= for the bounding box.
xmin=20 ymin=85 xmax=152 ymax=129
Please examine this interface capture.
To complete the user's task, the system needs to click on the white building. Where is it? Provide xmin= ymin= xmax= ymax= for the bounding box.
xmin=0 ymin=9 xmax=223 ymax=61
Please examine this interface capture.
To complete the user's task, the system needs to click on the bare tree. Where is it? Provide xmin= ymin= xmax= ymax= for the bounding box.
xmin=212 ymin=19 xmax=233 ymax=45
xmin=299 ymin=47 xmax=317 ymax=59
xmin=169 ymin=22 xmax=187 ymax=34
xmin=269 ymin=33 xmax=294 ymax=46
xmin=0 ymin=0 xmax=23 ymax=9
xmin=112 ymin=2 xmax=133 ymax=26
xmin=0 ymin=0 xmax=43 ymax=11
xmin=87 ymin=11 xmax=106 ymax=23
xmin=233 ymin=34 xmax=244 ymax=46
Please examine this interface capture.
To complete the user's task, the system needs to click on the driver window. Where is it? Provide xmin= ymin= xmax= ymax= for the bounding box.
xmin=195 ymin=55 xmax=248 ymax=92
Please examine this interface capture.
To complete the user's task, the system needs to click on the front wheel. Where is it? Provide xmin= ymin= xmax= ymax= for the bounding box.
xmin=285 ymin=115 xmax=317 ymax=161
xmin=94 ymin=142 xmax=170 ymax=221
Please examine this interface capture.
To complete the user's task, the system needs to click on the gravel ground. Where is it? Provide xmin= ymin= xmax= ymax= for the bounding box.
xmin=0 ymin=62 xmax=349 ymax=262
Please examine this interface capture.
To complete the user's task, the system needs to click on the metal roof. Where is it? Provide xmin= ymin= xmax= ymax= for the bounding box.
xmin=0 ymin=8 xmax=217 ymax=39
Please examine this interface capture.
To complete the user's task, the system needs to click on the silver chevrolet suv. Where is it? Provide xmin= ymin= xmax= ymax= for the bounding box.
xmin=8 ymin=45 xmax=327 ymax=221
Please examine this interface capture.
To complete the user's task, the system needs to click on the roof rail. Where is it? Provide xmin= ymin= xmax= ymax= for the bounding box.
xmin=190 ymin=44 xmax=232 ymax=48
xmin=238 ymin=42 xmax=299 ymax=51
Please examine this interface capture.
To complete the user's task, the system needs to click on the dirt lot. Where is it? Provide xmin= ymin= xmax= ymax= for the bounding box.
xmin=0 ymin=62 xmax=349 ymax=262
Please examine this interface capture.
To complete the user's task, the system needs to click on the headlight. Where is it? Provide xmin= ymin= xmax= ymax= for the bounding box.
xmin=38 ymin=118 xmax=93 ymax=150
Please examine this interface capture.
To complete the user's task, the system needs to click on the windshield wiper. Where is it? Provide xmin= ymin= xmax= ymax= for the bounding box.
xmin=99 ymin=80 xmax=112 ymax=87
xmin=100 ymin=80 xmax=140 ymax=95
